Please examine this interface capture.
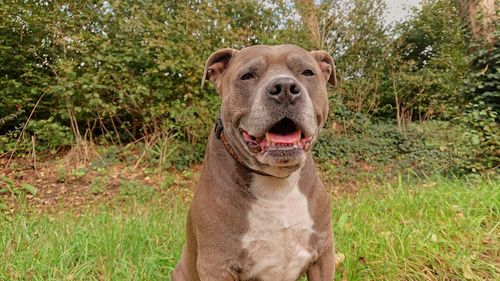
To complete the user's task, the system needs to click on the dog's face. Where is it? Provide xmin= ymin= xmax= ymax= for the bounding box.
xmin=203 ymin=45 xmax=336 ymax=177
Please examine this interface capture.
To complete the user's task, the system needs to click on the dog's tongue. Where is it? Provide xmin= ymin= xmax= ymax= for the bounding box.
xmin=265 ymin=130 xmax=301 ymax=144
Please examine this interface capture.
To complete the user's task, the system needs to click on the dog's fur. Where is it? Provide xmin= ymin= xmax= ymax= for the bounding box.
xmin=172 ymin=45 xmax=336 ymax=281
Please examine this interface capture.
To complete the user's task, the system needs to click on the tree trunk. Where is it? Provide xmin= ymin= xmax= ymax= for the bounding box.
xmin=294 ymin=0 xmax=322 ymax=49
xmin=391 ymin=70 xmax=403 ymax=133
xmin=458 ymin=0 xmax=498 ymax=46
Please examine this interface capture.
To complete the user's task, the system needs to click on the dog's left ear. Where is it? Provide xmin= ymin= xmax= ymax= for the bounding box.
xmin=310 ymin=50 xmax=337 ymax=86
xmin=202 ymin=48 xmax=238 ymax=89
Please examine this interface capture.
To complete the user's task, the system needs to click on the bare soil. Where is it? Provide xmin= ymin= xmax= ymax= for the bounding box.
xmin=0 ymin=150 xmax=200 ymax=214
xmin=1 ymin=149 xmax=369 ymax=214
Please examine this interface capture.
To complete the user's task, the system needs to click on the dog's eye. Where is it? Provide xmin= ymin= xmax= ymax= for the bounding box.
xmin=302 ymin=69 xmax=315 ymax=76
xmin=240 ymin=72 xmax=255 ymax=80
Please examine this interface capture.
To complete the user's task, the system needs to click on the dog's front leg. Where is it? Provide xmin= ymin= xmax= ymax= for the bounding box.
xmin=197 ymin=258 xmax=238 ymax=281
xmin=306 ymin=244 xmax=335 ymax=281
xmin=171 ymin=265 xmax=188 ymax=281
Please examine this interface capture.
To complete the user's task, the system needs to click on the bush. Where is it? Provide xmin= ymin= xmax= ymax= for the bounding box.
xmin=458 ymin=38 xmax=500 ymax=174
xmin=0 ymin=0 xmax=311 ymax=165
xmin=26 ymin=118 xmax=74 ymax=152
xmin=459 ymin=102 xmax=499 ymax=174
xmin=314 ymin=112 xmax=468 ymax=176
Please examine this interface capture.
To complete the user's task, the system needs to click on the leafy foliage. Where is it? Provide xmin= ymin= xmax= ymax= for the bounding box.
xmin=460 ymin=102 xmax=499 ymax=173
xmin=379 ymin=0 xmax=469 ymax=121
xmin=316 ymin=0 xmax=389 ymax=113
xmin=314 ymin=113 xmax=468 ymax=177
xmin=462 ymin=38 xmax=500 ymax=116
xmin=0 ymin=0 xmax=496 ymax=175
xmin=458 ymin=20 xmax=500 ymax=174
xmin=0 ymin=0 xmax=305 ymax=152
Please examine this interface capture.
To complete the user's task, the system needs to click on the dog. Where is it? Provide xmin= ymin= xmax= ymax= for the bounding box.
xmin=172 ymin=44 xmax=336 ymax=281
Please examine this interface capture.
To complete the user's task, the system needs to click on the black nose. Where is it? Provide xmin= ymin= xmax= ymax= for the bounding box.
xmin=266 ymin=77 xmax=302 ymax=103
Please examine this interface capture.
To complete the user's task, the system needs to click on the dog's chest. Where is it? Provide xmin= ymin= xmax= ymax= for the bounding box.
xmin=241 ymin=173 xmax=315 ymax=281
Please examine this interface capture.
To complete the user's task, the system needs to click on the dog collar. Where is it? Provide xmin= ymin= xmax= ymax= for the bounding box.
xmin=215 ymin=114 xmax=288 ymax=179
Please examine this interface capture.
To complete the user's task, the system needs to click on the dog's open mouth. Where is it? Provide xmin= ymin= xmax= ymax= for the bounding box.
xmin=242 ymin=118 xmax=313 ymax=153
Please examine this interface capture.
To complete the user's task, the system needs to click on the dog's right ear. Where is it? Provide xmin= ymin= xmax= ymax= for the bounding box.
xmin=202 ymin=48 xmax=237 ymax=90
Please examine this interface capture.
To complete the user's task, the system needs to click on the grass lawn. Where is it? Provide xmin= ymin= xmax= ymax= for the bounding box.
xmin=0 ymin=175 xmax=498 ymax=280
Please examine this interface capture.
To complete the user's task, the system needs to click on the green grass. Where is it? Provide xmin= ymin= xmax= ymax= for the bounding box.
xmin=333 ymin=176 xmax=499 ymax=280
xmin=0 ymin=197 xmax=187 ymax=280
xmin=0 ymin=176 xmax=498 ymax=280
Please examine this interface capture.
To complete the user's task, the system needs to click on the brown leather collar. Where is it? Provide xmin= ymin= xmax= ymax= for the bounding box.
xmin=215 ymin=115 xmax=288 ymax=179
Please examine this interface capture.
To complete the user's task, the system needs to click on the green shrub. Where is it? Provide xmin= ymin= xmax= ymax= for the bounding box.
xmin=460 ymin=102 xmax=499 ymax=174
xmin=26 ymin=118 xmax=73 ymax=152
xmin=314 ymin=114 xmax=468 ymax=176
xmin=458 ymin=39 xmax=500 ymax=174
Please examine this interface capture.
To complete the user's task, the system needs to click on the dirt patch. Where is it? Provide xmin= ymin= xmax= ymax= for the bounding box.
xmin=0 ymin=150 xmax=201 ymax=214
xmin=1 ymin=149 xmax=368 ymax=214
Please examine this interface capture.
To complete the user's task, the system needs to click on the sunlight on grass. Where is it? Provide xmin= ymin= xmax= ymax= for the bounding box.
xmin=333 ymin=176 xmax=499 ymax=280
xmin=0 ymin=176 xmax=498 ymax=280
xmin=0 ymin=196 xmax=187 ymax=280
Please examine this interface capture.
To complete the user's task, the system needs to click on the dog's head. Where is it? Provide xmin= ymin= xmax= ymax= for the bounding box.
xmin=203 ymin=45 xmax=336 ymax=177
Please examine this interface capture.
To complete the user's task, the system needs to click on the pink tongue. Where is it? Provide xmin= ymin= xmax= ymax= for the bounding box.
xmin=265 ymin=130 xmax=301 ymax=144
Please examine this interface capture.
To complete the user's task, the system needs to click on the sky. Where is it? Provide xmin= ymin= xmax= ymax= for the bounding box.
xmin=385 ymin=0 xmax=421 ymax=23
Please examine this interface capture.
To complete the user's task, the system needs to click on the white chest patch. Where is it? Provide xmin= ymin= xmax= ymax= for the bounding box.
xmin=242 ymin=170 xmax=315 ymax=281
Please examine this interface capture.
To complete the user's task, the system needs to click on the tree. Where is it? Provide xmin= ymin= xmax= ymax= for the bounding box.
xmin=383 ymin=0 xmax=469 ymax=123
xmin=458 ymin=0 xmax=498 ymax=46
xmin=457 ymin=0 xmax=499 ymax=173
xmin=295 ymin=0 xmax=389 ymax=115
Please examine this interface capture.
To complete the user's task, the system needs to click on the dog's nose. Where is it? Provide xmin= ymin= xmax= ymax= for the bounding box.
xmin=266 ymin=78 xmax=302 ymax=103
